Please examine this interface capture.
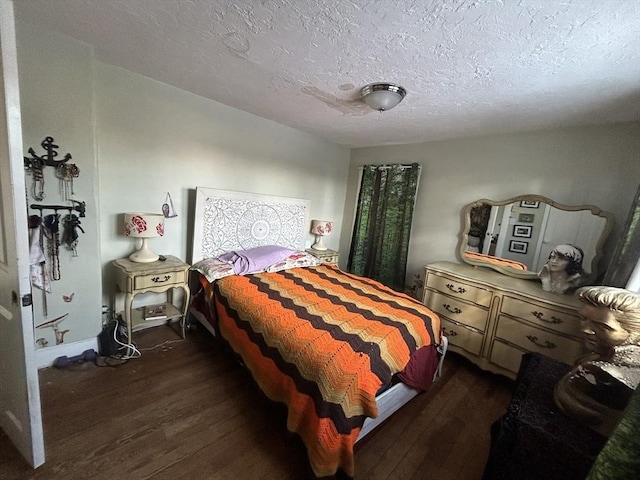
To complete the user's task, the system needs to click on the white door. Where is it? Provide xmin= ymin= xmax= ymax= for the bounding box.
xmin=481 ymin=205 xmax=500 ymax=255
xmin=0 ymin=0 xmax=45 ymax=467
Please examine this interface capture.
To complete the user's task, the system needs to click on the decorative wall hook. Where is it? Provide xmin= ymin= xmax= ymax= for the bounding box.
xmin=24 ymin=136 xmax=74 ymax=201
xmin=24 ymin=136 xmax=72 ymax=168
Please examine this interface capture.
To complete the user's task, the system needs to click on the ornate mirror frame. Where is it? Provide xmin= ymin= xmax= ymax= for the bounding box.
xmin=459 ymin=194 xmax=614 ymax=281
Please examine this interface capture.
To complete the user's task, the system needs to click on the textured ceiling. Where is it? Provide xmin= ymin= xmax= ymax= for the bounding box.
xmin=13 ymin=0 xmax=640 ymax=147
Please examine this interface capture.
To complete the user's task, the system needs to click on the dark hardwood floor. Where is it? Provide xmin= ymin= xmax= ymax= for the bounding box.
xmin=1 ymin=324 xmax=514 ymax=480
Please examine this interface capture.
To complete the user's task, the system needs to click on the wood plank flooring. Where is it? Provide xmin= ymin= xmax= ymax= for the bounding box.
xmin=0 ymin=325 xmax=514 ymax=480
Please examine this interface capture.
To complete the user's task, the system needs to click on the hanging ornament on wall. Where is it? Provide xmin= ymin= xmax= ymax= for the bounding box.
xmin=162 ymin=192 xmax=178 ymax=218
xmin=43 ymin=213 xmax=61 ymax=280
xmin=57 ymin=163 xmax=80 ymax=200
xmin=26 ymin=157 xmax=46 ymax=201
xmin=36 ymin=313 xmax=70 ymax=345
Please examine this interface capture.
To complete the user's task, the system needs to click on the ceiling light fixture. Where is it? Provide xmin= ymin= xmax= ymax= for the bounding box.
xmin=360 ymin=83 xmax=407 ymax=112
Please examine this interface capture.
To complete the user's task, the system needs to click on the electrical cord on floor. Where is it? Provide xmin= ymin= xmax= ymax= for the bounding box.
xmin=93 ymin=324 xmax=139 ymax=367
xmin=113 ymin=318 xmax=141 ymax=360
xmin=140 ymin=339 xmax=183 ymax=352
xmin=94 ymin=306 xmax=140 ymax=367
xmin=95 ymin=305 xmax=184 ymax=366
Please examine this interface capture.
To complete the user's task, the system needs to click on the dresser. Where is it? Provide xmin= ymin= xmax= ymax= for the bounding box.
xmin=422 ymin=261 xmax=585 ymax=379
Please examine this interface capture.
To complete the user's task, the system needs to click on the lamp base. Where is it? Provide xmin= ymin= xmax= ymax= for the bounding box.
xmin=129 ymin=239 xmax=160 ymax=263
xmin=311 ymin=235 xmax=327 ymax=251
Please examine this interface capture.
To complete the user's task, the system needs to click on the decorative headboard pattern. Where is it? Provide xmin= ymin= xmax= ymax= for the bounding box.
xmin=191 ymin=187 xmax=310 ymax=263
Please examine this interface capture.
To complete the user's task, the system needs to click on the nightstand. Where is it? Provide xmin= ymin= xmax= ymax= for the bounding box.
xmin=306 ymin=248 xmax=339 ymax=264
xmin=112 ymin=255 xmax=190 ymax=345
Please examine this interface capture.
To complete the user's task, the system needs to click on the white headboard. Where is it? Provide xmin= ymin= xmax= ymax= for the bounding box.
xmin=191 ymin=187 xmax=310 ymax=263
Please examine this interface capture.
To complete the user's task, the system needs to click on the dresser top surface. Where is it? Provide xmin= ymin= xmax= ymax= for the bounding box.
xmin=426 ymin=261 xmax=582 ymax=309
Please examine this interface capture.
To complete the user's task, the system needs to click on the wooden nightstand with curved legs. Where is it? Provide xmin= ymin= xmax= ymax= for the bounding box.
xmin=113 ymin=255 xmax=190 ymax=345
xmin=306 ymin=248 xmax=339 ymax=265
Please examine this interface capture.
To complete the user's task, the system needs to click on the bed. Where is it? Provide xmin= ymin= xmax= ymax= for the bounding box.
xmin=464 ymin=251 xmax=529 ymax=270
xmin=189 ymin=187 xmax=446 ymax=478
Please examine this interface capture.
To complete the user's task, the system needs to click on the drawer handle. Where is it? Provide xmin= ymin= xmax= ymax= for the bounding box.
xmin=445 ymin=283 xmax=466 ymax=294
xmin=152 ymin=275 xmax=171 ymax=283
xmin=442 ymin=303 xmax=462 ymax=315
xmin=526 ymin=335 xmax=556 ymax=349
xmin=531 ymin=311 xmax=562 ymax=324
xmin=444 ymin=329 xmax=458 ymax=337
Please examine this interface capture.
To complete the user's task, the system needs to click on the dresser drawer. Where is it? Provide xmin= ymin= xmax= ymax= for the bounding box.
xmin=423 ymin=290 xmax=489 ymax=332
xmin=134 ymin=269 xmax=186 ymax=290
xmin=489 ymin=340 xmax=527 ymax=374
xmin=494 ymin=315 xmax=584 ymax=365
xmin=425 ymin=272 xmax=492 ymax=307
xmin=500 ymin=295 xmax=581 ymax=336
xmin=441 ymin=317 xmax=484 ymax=356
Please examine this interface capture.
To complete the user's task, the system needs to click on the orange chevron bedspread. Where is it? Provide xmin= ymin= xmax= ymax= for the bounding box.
xmin=212 ymin=264 xmax=441 ymax=477
xmin=465 ymin=251 xmax=528 ymax=270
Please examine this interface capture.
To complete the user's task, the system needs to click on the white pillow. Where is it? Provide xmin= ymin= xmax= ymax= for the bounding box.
xmin=191 ymin=258 xmax=235 ymax=283
xmin=265 ymin=251 xmax=322 ymax=273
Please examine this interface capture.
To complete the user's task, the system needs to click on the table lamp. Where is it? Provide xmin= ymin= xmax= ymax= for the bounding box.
xmin=123 ymin=213 xmax=165 ymax=263
xmin=310 ymin=220 xmax=332 ymax=251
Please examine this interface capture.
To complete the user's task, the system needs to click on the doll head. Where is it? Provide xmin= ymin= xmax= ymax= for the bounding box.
xmin=576 ymin=286 xmax=640 ymax=355
xmin=546 ymin=244 xmax=584 ymax=275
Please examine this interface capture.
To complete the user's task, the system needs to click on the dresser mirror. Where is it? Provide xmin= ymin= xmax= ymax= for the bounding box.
xmin=459 ymin=195 xmax=614 ymax=281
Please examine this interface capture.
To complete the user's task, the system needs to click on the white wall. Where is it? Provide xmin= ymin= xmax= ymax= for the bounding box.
xmin=345 ymin=123 xmax=640 ymax=291
xmin=95 ymin=62 xmax=350 ymax=310
xmin=16 ymin=23 xmax=351 ymax=354
xmin=17 ymin=23 xmax=102 ymax=351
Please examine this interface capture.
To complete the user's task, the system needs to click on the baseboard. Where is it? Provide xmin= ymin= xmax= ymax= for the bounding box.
xmin=35 ymin=337 xmax=99 ymax=369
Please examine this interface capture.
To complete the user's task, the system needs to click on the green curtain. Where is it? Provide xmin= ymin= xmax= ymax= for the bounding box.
xmin=603 ymin=184 xmax=640 ymax=287
xmin=586 ymin=385 xmax=640 ymax=480
xmin=347 ymin=163 xmax=421 ymax=291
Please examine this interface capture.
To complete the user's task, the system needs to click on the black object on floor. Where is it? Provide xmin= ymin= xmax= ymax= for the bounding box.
xmin=98 ymin=322 xmax=119 ymax=357
xmin=483 ymin=353 xmax=607 ymax=480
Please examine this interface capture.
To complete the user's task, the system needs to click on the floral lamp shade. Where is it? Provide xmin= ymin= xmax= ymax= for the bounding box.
xmin=310 ymin=219 xmax=332 ymax=251
xmin=124 ymin=213 xmax=164 ymax=263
